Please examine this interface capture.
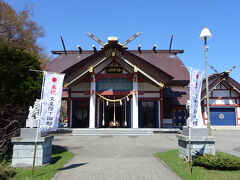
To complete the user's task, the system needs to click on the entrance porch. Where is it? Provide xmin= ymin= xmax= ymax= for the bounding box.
xmin=69 ymin=95 xmax=161 ymax=129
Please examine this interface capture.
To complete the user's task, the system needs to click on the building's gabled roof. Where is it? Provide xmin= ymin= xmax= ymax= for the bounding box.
xmin=45 ymin=51 xmax=94 ymax=74
xmin=201 ymin=72 xmax=240 ymax=100
xmin=131 ymin=50 xmax=189 ymax=82
xmin=45 ymin=42 xmax=189 ymax=87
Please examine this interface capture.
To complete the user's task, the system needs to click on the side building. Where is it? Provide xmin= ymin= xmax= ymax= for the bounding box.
xmin=45 ymin=37 xmax=189 ymax=128
xmin=201 ymin=72 xmax=240 ymax=127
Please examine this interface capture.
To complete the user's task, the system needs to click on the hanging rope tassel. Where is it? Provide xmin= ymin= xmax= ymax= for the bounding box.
xmin=96 ymin=90 xmax=134 ymax=102
xmin=97 ymin=90 xmax=135 ymax=128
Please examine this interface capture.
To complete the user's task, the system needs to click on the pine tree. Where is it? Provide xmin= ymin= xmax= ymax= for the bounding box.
xmin=0 ymin=44 xmax=42 ymax=155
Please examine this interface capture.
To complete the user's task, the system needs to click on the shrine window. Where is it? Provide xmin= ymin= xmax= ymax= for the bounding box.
xmin=96 ymin=79 xmax=132 ymax=91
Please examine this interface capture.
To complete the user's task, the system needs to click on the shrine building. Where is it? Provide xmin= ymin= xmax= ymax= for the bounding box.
xmin=45 ymin=36 xmax=189 ymax=128
xmin=201 ymin=72 xmax=240 ymax=127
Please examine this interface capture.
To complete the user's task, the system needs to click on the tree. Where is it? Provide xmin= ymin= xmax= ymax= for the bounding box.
xmin=0 ymin=44 xmax=42 ymax=155
xmin=0 ymin=0 xmax=49 ymax=68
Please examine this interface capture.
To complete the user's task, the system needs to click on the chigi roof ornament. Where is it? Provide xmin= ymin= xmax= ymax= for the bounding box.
xmin=121 ymin=32 xmax=142 ymax=47
xmin=85 ymin=32 xmax=105 ymax=46
xmin=85 ymin=32 xmax=143 ymax=48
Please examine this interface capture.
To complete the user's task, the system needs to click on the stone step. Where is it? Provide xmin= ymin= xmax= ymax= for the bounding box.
xmin=56 ymin=128 xmax=180 ymax=135
xmin=71 ymin=129 xmax=154 ymax=135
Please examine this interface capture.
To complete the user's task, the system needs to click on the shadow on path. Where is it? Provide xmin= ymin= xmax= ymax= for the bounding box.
xmin=52 ymin=145 xmax=68 ymax=154
xmin=59 ymin=163 xmax=87 ymax=170
xmin=50 ymin=156 xmax=62 ymax=164
xmin=49 ymin=145 xmax=69 ymax=164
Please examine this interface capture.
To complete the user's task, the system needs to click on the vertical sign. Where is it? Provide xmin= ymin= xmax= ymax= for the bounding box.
xmin=189 ymin=68 xmax=205 ymax=128
xmin=39 ymin=72 xmax=65 ymax=132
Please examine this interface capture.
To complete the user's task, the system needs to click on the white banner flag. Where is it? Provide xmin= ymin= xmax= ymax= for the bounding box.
xmin=39 ymin=72 xmax=65 ymax=132
xmin=189 ymin=68 xmax=205 ymax=128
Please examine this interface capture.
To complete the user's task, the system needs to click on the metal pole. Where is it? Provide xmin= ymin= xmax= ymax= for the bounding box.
xmin=204 ymin=37 xmax=211 ymax=136
xmin=32 ymin=71 xmax=45 ymax=177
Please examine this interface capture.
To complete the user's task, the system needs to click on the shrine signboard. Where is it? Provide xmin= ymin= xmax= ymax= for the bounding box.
xmin=106 ymin=66 xmax=123 ymax=73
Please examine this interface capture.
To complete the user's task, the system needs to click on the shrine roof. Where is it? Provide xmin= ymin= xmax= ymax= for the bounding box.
xmin=201 ymin=72 xmax=240 ymax=100
xmin=45 ymin=45 xmax=189 ymax=87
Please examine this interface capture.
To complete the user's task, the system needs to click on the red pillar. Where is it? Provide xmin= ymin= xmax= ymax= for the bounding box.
xmin=160 ymin=89 xmax=164 ymax=128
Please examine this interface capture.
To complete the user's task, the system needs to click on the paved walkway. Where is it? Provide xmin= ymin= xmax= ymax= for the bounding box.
xmin=212 ymin=130 xmax=240 ymax=156
xmin=51 ymin=134 xmax=181 ymax=180
xmin=51 ymin=130 xmax=240 ymax=180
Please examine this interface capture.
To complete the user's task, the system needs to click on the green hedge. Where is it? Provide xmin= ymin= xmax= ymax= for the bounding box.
xmin=0 ymin=163 xmax=16 ymax=180
xmin=0 ymin=154 xmax=16 ymax=180
xmin=193 ymin=152 xmax=240 ymax=170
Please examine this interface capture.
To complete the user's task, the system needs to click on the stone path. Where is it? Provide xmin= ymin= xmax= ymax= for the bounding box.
xmin=51 ymin=134 xmax=181 ymax=180
xmin=51 ymin=130 xmax=240 ymax=180
xmin=212 ymin=130 xmax=240 ymax=156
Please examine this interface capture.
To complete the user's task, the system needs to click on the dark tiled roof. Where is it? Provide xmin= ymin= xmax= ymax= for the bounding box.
xmin=123 ymin=50 xmax=173 ymax=84
xmin=227 ymin=76 xmax=240 ymax=91
xmin=130 ymin=51 xmax=189 ymax=81
xmin=45 ymin=52 xmax=93 ymax=73
xmin=45 ymin=45 xmax=189 ymax=86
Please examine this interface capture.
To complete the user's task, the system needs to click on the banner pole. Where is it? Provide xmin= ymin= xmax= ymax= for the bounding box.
xmin=32 ymin=125 xmax=39 ymax=177
xmin=32 ymin=71 xmax=45 ymax=177
xmin=188 ymin=67 xmax=192 ymax=174
xmin=188 ymin=126 xmax=192 ymax=174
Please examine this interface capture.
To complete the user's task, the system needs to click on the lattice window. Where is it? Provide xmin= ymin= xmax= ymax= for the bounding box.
xmin=96 ymin=79 xmax=132 ymax=91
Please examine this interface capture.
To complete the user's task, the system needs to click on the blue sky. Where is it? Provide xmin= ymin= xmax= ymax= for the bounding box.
xmin=5 ymin=0 xmax=240 ymax=82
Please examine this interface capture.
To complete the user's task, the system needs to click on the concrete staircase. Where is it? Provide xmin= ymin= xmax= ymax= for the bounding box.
xmin=56 ymin=128 xmax=181 ymax=135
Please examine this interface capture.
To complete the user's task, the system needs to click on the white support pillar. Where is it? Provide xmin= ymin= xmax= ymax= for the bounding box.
xmin=132 ymin=71 xmax=139 ymax=128
xmin=96 ymin=98 xmax=100 ymax=128
xmin=89 ymin=73 xmax=96 ymax=128
xmin=203 ymin=106 xmax=208 ymax=125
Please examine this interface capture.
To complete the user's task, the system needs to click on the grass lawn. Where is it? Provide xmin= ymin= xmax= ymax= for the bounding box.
xmin=13 ymin=145 xmax=74 ymax=180
xmin=154 ymin=149 xmax=240 ymax=180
